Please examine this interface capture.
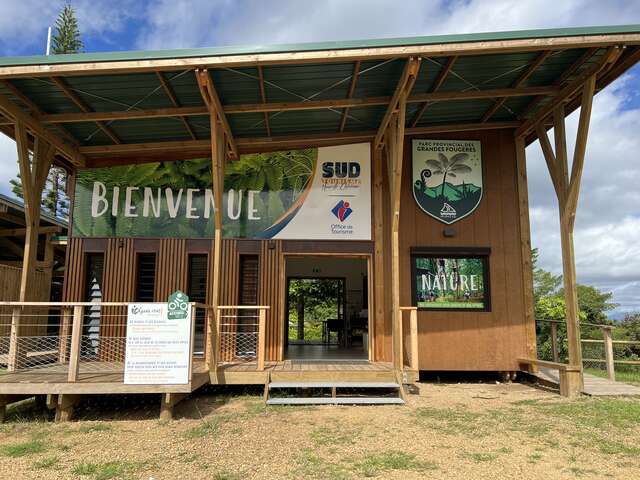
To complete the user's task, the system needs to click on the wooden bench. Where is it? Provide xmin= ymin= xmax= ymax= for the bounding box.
xmin=518 ymin=357 xmax=582 ymax=397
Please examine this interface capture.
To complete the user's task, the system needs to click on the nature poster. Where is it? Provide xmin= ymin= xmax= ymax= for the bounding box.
xmin=412 ymin=139 xmax=483 ymax=224
xmin=413 ymin=256 xmax=486 ymax=309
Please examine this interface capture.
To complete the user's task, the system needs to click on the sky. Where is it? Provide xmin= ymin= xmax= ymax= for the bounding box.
xmin=0 ymin=0 xmax=639 ymax=315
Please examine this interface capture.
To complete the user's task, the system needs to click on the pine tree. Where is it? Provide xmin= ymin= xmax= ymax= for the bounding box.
xmin=9 ymin=4 xmax=83 ymax=219
xmin=51 ymin=4 xmax=83 ymax=54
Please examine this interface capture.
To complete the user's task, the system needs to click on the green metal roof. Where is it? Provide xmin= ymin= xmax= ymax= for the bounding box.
xmin=0 ymin=24 xmax=638 ymax=67
xmin=0 ymin=25 xmax=639 ymax=157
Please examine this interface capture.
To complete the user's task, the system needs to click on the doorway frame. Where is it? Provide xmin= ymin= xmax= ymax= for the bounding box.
xmin=279 ymin=252 xmax=374 ymax=361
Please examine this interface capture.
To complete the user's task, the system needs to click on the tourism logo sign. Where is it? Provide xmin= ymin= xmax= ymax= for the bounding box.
xmin=412 ymin=140 xmax=483 ymax=224
xmin=331 ymin=200 xmax=353 ymax=222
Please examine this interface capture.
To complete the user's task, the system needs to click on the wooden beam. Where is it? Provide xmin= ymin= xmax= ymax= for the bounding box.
xmin=516 ymin=47 xmax=620 ymax=137
xmin=1 ymin=80 xmax=79 ymax=148
xmin=0 ymin=225 xmax=61 ymax=237
xmin=375 ymin=57 xmax=421 ymax=149
xmin=50 ymin=77 xmax=121 ymax=145
xmin=195 ymin=69 xmax=238 ymax=159
xmin=16 ymin=125 xmax=55 ymax=302
xmin=565 ymin=75 xmax=596 ymax=228
xmin=1 ymin=31 xmax=639 ymax=78
xmin=40 ymin=85 xmax=558 ymax=124
xmin=411 ymin=55 xmax=457 ymax=127
xmin=156 ymin=72 xmax=197 ymax=140
xmin=79 ymin=121 xmax=521 ymax=160
xmin=339 ymin=60 xmax=361 ymax=132
xmin=257 ymin=66 xmax=271 ymax=136
xmin=520 ymin=48 xmax=598 ymax=120
xmin=0 ymin=92 xmax=84 ymax=166
xmin=482 ymin=50 xmax=552 ymax=122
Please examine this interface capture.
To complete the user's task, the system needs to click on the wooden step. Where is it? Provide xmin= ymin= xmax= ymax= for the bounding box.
xmin=266 ymin=397 xmax=405 ymax=406
xmin=269 ymin=381 xmax=400 ymax=389
xmin=270 ymin=371 xmax=396 ymax=383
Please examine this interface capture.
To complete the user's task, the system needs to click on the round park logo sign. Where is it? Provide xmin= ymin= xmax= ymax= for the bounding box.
xmin=167 ymin=290 xmax=190 ymax=320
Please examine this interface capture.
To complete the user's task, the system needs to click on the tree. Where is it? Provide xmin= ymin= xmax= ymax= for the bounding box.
xmin=532 ymin=248 xmax=562 ymax=303
xmin=8 ymin=4 xmax=83 ymax=219
xmin=424 ymin=152 xmax=472 ymax=199
xmin=51 ymin=4 xmax=83 ymax=54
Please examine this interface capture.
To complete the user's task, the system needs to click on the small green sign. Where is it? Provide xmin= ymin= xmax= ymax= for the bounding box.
xmin=167 ymin=290 xmax=189 ymax=320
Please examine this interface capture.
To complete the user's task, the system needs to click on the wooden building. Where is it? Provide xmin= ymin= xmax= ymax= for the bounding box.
xmin=1 ymin=25 xmax=640 ymax=419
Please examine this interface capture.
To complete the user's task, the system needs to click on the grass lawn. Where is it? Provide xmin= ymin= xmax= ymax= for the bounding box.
xmin=585 ymin=367 xmax=640 ymax=386
xmin=0 ymin=383 xmax=639 ymax=479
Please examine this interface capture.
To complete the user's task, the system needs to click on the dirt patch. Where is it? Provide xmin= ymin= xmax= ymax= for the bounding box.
xmin=1 ymin=382 xmax=639 ymax=479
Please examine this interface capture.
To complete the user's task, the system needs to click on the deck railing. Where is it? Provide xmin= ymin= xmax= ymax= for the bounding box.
xmin=214 ymin=306 xmax=269 ymax=371
xmin=0 ymin=301 xmax=208 ymax=385
xmin=399 ymin=306 xmax=419 ymax=371
xmin=536 ymin=319 xmax=640 ymax=382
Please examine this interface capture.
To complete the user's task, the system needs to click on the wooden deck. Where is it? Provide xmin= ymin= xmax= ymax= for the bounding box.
xmin=213 ymin=360 xmax=412 ymax=385
xmin=535 ymin=367 xmax=640 ymax=396
xmin=0 ymin=360 xmax=209 ymax=395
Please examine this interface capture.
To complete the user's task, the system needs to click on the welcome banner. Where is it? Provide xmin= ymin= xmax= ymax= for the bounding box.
xmin=72 ymin=143 xmax=371 ymax=240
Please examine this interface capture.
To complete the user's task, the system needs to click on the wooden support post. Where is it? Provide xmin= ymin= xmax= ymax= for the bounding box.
xmin=198 ymin=69 xmax=227 ymax=378
xmin=7 ymin=307 xmax=21 ymax=372
xmin=159 ymin=392 xmax=189 ymax=421
xmin=257 ymin=308 xmax=266 ymax=371
xmin=67 ymin=305 xmax=83 ymax=382
xmin=530 ymin=74 xmax=597 ymax=394
xmin=515 ymin=137 xmax=537 ymax=359
xmin=54 ymin=394 xmax=80 ymax=422
xmin=409 ymin=308 xmax=419 ymax=371
xmin=602 ymin=326 xmax=615 ymax=381
xmin=58 ymin=307 xmax=72 ymax=363
xmin=372 ymin=147 xmax=385 ymax=361
xmin=551 ymin=321 xmax=559 ymax=363
xmin=188 ymin=304 xmax=196 ymax=384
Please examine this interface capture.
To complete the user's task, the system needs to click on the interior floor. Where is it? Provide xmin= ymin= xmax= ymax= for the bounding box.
xmin=285 ymin=344 xmax=367 ymax=361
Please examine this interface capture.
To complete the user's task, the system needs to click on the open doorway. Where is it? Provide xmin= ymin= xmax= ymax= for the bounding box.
xmin=285 ymin=256 xmax=369 ymax=361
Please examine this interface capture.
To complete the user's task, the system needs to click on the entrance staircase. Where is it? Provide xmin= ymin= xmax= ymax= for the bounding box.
xmin=264 ymin=379 xmax=405 ymax=405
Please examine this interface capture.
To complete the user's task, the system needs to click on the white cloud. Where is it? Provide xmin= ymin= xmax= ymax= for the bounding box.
xmin=0 ymin=135 xmax=17 ymax=196
xmin=135 ymin=0 xmax=640 ymax=49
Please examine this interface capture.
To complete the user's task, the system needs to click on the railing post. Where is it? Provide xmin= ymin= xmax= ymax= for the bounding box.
xmin=7 ymin=307 xmax=21 ymax=372
xmin=205 ymin=307 xmax=216 ymax=372
xmin=67 ymin=305 xmax=84 ymax=382
xmin=59 ymin=307 xmax=72 ymax=364
xmin=602 ymin=326 xmax=615 ymax=381
xmin=189 ymin=304 xmax=196 ymax=383
xmin=551 ymin=321 xmax=559 ymax=363
xmin=410 ymin=308 xmax=419 ymax=371
xmin=257 ymin=307 xmax=266 ymax=371
xmin=395 ymin=307 xmax=404 ymax=371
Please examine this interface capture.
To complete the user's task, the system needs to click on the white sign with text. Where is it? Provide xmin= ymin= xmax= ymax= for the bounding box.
xmin=124 ymin=303 xmax=192 ymax=385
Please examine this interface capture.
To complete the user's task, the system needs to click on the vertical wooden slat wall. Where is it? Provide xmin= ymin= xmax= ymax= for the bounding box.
xmin=155 ymin=239 xmax=188 ymax=300
xmin=258 ymin=240 xmax=282 ymax=361
xmin=218 ymin=239 xmax=239 ymax=362
xmin=62 ymin=237 xmax=85 ymax=302
xmin=100 ymin=239 xmax=135 ymax=360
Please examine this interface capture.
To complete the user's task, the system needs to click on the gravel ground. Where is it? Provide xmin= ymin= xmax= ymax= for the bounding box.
xmin=1 ymin=381 xmax=639 ymax=479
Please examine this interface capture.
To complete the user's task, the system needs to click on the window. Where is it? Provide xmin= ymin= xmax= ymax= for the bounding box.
xmin=188 ymin=254 xmax=208 ymax=354
xmin=135 ymin=253 xmax=157 ymax=302
xmin=411 ymin=248 xmax=490 ymax=311
xmin=83 ymin=252 xmax=104 ymax=342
